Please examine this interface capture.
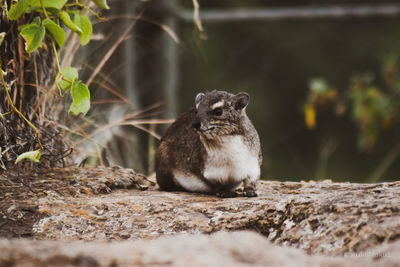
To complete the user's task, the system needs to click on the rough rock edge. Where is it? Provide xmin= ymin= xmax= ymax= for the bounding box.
xmin=1 ymin=166 xmax=400 ymax=260
xmin=0 ymin=231 xmax=399 ymax=267
xmin=30 ymin=168 xmax=400 ymax=256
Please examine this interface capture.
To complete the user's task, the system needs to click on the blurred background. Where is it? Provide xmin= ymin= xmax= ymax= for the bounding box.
xmin=74 ymin=0 xmax=400 ymax=183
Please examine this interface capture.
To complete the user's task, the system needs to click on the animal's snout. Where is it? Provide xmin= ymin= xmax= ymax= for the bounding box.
xmin=192 ymin=119 xmax=201 ymax=130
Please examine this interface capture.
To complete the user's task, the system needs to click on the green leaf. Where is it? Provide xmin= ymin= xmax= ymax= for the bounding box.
xmin=56 ymin=66 xmax=79 ymax=91
xmin=73 ymin=13 xmax=92 ymax=45
xmin=69 ymin=97 xmax=90 ymax=116
xmin=59 ymin=11 xmax=82 ymax=34
xmin=15 ymin=150 xmax=41 ymax=164
xmin=92 ymin=0 xmax=110 ymax=10
xmin=8 ymin=0 xmax=32 ymax=20
xmin=32 ymin=16 xmax=41 ymax=25
xmin=71 ymin=81 xmax=90 ymax=104
xmin=70 ymin=81 xmax=90 ymax=115
xmin=42 ymin=18 xmax=65 ymax=47
xmin=30 ymin=0 xmax=68 ymax=10
xmin=20 ymin=22 xmax=45 ymax=53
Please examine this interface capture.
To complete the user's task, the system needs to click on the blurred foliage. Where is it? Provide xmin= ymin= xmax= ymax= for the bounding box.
xmin=178 ymin=2 xmax=400 ymax=182
xmin=305 ymin=57 xmax=400 ymax=151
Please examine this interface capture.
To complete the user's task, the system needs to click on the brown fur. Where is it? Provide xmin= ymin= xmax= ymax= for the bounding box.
xmin=156 ymin=91 xmax=262 ymax=196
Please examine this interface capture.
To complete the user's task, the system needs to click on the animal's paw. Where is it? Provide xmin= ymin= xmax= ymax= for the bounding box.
xmin=243 ymin=188 xmax=258 ymax=197
xmin=216 ymin=191 xmax=238 ymax=198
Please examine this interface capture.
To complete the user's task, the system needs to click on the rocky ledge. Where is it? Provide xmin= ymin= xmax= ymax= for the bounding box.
xmin=1 ymin=231 xmax=399 ymax=267
xmin=0 ymin=166 xmax=399 ymax=266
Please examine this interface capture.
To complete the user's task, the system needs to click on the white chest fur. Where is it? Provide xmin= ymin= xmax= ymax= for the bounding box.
xmin=202 ymin=135 xmax=260 ymax=185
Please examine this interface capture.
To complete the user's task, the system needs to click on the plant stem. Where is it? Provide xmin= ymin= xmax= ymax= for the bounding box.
xmin=40 ymin=0 xmax=49 ymax=19
xmin=0 ymin=63 xmax=43 ymax=150
xmin=51 ymin=40 xmax=61 ymax=73
xmin=368 ymin=140 xmax=400 ymax=183
xmin=86 ymin=17 xmax=141 ymax=86
xmin=50 ymin=39 xmax=65 ymax=95
xmin=0 ymin=111 xmax=13 ymax=117
xmin=192 ymin=0 xmax=204 ymax=32
xmin=65 ymin=2 xmax=105 ymax=20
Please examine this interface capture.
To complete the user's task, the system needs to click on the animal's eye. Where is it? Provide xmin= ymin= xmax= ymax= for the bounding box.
xmin=213 ymin=108 xmax=223 ymax=116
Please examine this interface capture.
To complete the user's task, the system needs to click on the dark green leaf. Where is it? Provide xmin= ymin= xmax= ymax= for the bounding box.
xmin=33 ymin=16 xmax=41 ymax=25
xmin=73 ymin=13 xmax=92 ymax=45
xmin=59 ymin=11 xmax=82 ymax=33
xmin=92 ymin=0 xmax=110 ymax=10
xmin=20 ymin=22 xmax=45 ymax=53
xmin=42 ymin=18 xmax=65 ymax=47
xmin=8 ymin=0 xmax=32 ymax=20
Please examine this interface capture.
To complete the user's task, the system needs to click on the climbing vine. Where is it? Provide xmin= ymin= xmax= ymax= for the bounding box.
xmin=0 ymin=0 xmax=109 ymax=164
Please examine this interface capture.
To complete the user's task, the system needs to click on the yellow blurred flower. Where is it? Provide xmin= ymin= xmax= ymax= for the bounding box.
xmin=304 ymin=103 xmax=316 ymax=130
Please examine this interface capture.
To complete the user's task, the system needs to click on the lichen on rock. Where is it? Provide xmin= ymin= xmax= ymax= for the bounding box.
xmin=1 ymin=166 xmax=399 ymax=266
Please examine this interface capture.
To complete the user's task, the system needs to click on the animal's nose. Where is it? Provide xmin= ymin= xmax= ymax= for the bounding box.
xmin=192 ymin=120 xmax=201 ymax=130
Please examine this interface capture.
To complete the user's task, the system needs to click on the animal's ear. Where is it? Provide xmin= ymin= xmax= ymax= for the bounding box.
xmin=195 ymin=93 xmax=205 ymax=107
xmin=234 ymin=92 xmax=249 ymax=110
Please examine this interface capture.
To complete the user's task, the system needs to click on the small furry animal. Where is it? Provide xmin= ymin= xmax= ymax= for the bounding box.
xmin=156 ymin=90 xmax=262 ymax=197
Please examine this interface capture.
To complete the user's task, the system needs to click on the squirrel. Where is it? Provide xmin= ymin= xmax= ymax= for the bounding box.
xmin=155 ymin=90 xmax=262 ymax=197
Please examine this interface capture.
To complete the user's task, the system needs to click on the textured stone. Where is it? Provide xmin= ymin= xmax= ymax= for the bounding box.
xmin=1 ymin=166 xmax=400 ymax=265
xmin=30 ymin=173 xmax=400 ymax=256
xmin=0 ymin=231 xmax=399 ymax=267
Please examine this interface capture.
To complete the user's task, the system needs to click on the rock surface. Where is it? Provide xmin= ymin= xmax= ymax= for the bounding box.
xmin=1 ymin=231 xmax=399 ymax=267
xmin=1 ymin=166 xmax=400 ymax=265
